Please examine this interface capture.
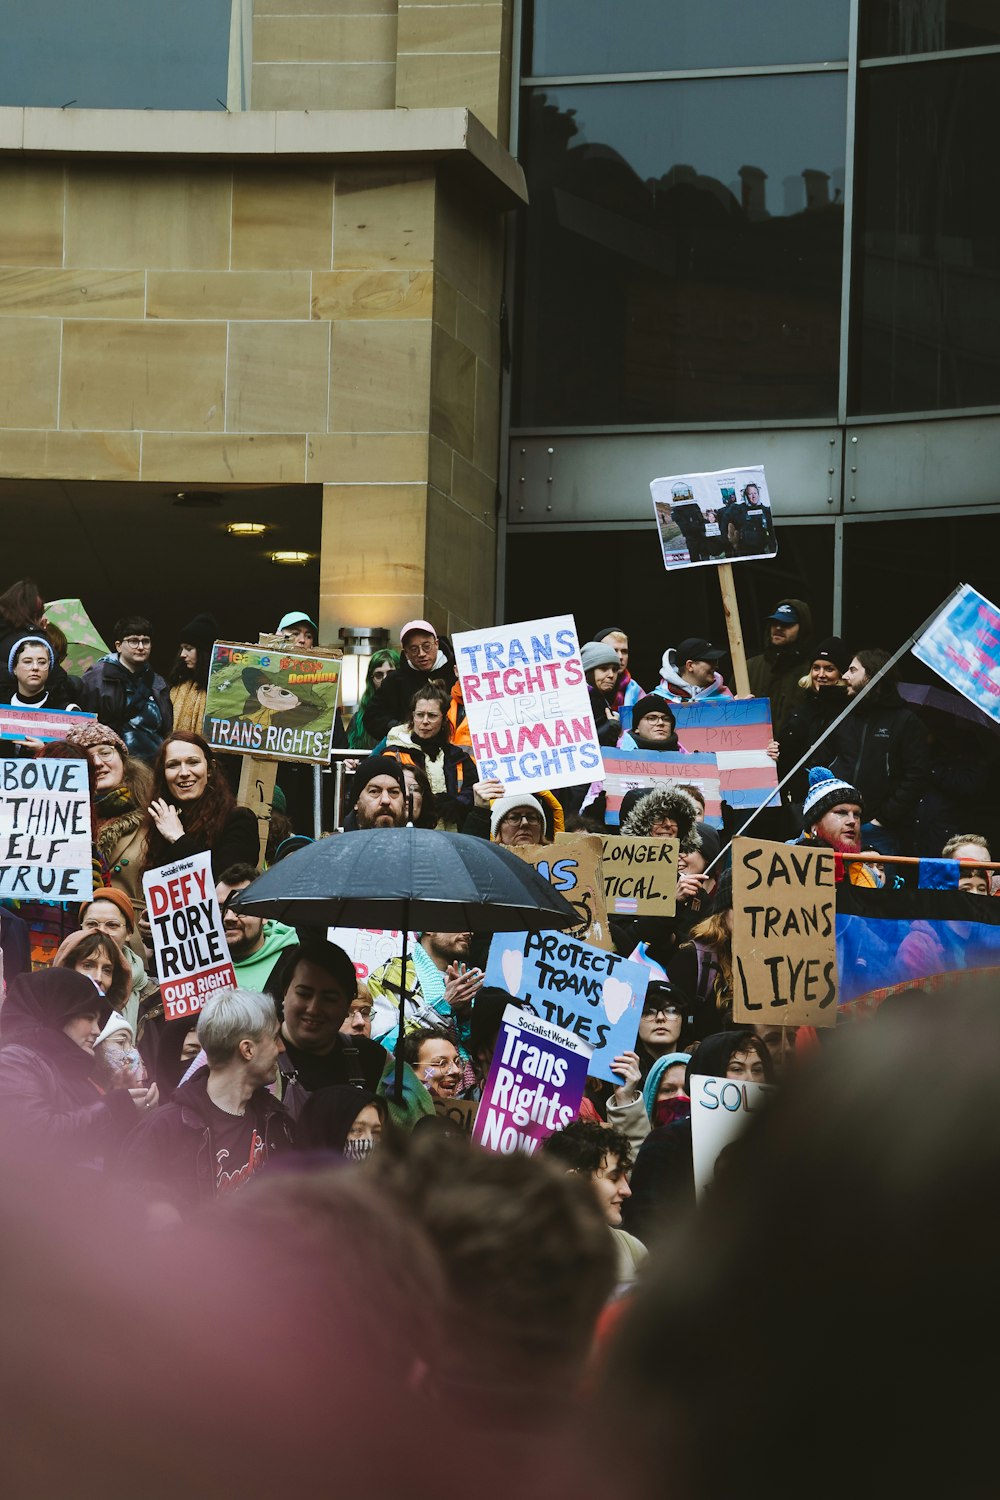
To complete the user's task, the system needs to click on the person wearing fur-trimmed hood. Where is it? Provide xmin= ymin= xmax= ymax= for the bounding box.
xmin=619 ymin=784 xmax=703 ymax=854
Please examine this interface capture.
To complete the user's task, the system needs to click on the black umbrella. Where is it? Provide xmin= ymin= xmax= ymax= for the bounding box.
xmin=232 ymin=826 xmax=579 ymax=1097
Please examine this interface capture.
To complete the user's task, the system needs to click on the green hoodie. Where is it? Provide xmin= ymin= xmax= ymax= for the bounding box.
xmin=233 ymin=920 xmax=299 ymax=993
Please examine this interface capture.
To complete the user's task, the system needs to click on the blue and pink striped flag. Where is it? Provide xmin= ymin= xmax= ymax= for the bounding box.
xmin=601 ymin=748 xmax=723 ymax=828
xmin=673 ymin=697 xmax=778 ymax=809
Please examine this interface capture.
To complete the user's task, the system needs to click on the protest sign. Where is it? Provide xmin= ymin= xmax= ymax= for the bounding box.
xmin=142 ymin=851 xmax=236 ymax=1022
xmin=472 ymin=1004 xmax=591 ymax=1154
xmin=690 ymin=1073 xmax=775 ymax=1198
xmin=731 ymin=835 xmax=838 ymax=1027
xmin=327 ymin=927 xmax=415 ymax=982
xmin=203 ymin=642 xmax=341 ymax=763
xmin=672 ymin=698 xmax=778 ymax=808
xmin=602 ymin=836 xmax=678 ymax=917
xmin=912 ymin=583 xmax=1000 ymax=724
xmin=452 ymin=614 xmax=601 ymax=793
xmin=600 ymin=747 xmax=723 ymax=828
xmin=651 ymin=465 xmax=777 ymax=571
xmin=0 ymin=705 xmax=95 ymax=744
xmin=0 ymin=757 xmax=91 ymax=901
xmin=484 ymin=930 xmax=649 ymax=1085
xmin=434 ymin=1097 xmax=478 ymax=1136
xmin=515 ymin=833 xmax=612 ymax=948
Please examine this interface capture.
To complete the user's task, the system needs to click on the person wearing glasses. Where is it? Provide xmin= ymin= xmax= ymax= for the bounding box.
xmin=82 ymin=615 xmax=173 ymax=762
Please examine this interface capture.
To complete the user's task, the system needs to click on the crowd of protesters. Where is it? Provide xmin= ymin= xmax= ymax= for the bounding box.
xmin=0 ymin=575 xmax=997 ymax=1491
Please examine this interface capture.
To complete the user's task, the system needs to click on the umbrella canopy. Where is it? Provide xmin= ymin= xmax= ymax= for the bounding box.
xmin=231 ymin=826 xmax=580 ymax=933
xmin=899 ymin=682 xmax=1000 ymax=737
xmin=44 ymin=598 xmax=109 ymax=678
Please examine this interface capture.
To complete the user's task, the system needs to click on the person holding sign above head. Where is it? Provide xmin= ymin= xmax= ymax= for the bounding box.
xmin=142 ymin=731 xmax=258 ymax=880
xmin=121 ymin=987 xmax=292 ymax=1217
xmin=657 ymin=637 xmax=732 ymax=706
xmin=0 ymin=968 xmax=156 ymax=1171
xmin=364 ymin=620 xmax=458 ymax=745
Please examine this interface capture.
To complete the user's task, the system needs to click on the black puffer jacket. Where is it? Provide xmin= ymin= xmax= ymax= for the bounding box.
xmin=825 ymin=682 xmax=930 ymax=840
xmin=779 ymin=683 xmax=850 ymax=807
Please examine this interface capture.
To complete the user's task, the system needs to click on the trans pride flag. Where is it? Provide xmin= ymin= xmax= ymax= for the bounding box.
xmin=837 ymin=884 xmax=1000 ymax=1013
xmin=672 ymin=697 xmax=778 ymax=810
xmin=601 ymin=748 xmax=723 ymax=828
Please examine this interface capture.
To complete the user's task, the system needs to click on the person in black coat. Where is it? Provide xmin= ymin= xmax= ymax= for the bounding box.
xmin=778 ymin=636 xmax=852 ymax=813
xmin=0 ymin=968 xmax=151 ymax=1166
xmin=141 ymin=729 xmax=258 ymax=879
xmin=364 ymin=621 xmax=458 ymax=743
xmin=825 ymin=648 xmax=931 ymax=854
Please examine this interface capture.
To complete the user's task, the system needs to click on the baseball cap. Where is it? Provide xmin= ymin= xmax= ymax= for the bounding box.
xmin=277 ymin=611 xmax=317 ymax=634
xmin=677 ymin=636 xmax=726 ymax=665
xmin=767 ymin=604 xmax=799 ymax=625
xmin=400 ymin=619 xmax=437 ymax=642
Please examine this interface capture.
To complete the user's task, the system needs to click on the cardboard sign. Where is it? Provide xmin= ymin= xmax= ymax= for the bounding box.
xmin=484 ymin=930 xmax=649 ymax=1085
xmin=600 ymin=747 xmax=723 ymax=828
xmin=452 ymin=614 xmax=601 ymax=792
xmin=672 ymin=698 xmax=778 ymax=809
xmin=203 ymin=641 xmax=341 ymax=763
xmin=651 ymin=465 xmax=777 ymax=571
xmin=0 ymin=757 xmax=92 ymax=901
xmin=434 ymin=1097 xmax=478 ymax=1135
xmin=912 ymin=583 xmax=1000 ymax=724
xmin=514 ymin=833 xmax=612 ymax=949
xmin=602 ymin=836 xmax=678 ymax=916
xmin=731 ymin=835 xmax=838 ymax=1027
xmin=143 ymin=851 xmax=236 ymax=1022
xmin=690 ymin=1073 xmax=775 ymax=1198
xmin=472 ymin=1004 xmax=591 ymax=1154
xmin=0 ymin=705 xmax=96 ymax=744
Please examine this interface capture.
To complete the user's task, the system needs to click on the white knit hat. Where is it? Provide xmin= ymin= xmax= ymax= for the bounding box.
xmin=490 ymin=793 xmax=547 ymax=839
xmin=96 ymin=1009 xmax=134 ymax=1047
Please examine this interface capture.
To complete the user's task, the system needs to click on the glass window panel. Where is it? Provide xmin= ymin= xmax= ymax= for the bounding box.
xmin=527 ymin=0 xmax=849 ymax=76
xmin=0 ymin=0 xmax=232 ymax=111
xmin=849 ymin=54 xmax=1000 ymax=415
xmin=860 ymin=0 xmax=1000 ymax=59
xmin=514 ymin=75 xmax=846 ymax=427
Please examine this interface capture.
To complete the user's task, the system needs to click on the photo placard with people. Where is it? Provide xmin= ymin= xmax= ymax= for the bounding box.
xmin=202 ymin=642 xmax=341 ymax=764
xmin=651 ymin=465 xmax=777 ymax=570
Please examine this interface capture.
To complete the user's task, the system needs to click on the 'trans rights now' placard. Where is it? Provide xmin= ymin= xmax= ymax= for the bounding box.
xmin=473 ymin=1005 xmax=591 ymax=1155
xmin=0 ymin=757 xmax=92 ymax=900
xmin=452 ymin=614 xmax=601 ymax=793
xmin=143 ymin=851 xmax=236 ymax=1022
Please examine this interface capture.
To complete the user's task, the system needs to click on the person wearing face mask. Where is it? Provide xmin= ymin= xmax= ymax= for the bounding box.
xmin=623 ymin=1029 xmax=773 ymax=1240
xmin=364 ymin=620 xmax=458 ymax=744
xmin=141 ymin=731 xmax=257 ymax=878
xmin=167 ymin=612 xmax=218 ymax=736
xmin=346 ymin=648 xmax=401 ymax=751
xmin=297 ymin=1086 xmax=387 ymax=1160
xmin=0 ymin=967 xmax=156 ymax=1167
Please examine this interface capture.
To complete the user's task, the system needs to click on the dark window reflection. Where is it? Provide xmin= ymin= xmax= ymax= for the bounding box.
xmin=527 ymin=0 xmax=848 ymax=76
xmin=514 ymin=77 xmax=846 ymax=427
xmin=0 ymin=0 xmax=232 ymax=110
xmin=861 ymin=0 xmax=1000 ymax=59
xmin=850 ymin=54 xmax=1000 ymax=415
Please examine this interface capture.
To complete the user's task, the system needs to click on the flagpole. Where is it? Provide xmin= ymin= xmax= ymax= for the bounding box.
xmin=701 ymin=584 xmax=968 ymax=878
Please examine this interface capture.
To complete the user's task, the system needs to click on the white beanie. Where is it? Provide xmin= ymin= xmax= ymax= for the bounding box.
xmin=490 ymin=793 xmax=547 ymax=839
xmin=96 ymin=1009 xmax=134 ymax=1047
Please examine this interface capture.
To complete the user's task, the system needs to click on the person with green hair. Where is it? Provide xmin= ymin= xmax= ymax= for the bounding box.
xmin=346 ymin=648 xmax=401 ymax=750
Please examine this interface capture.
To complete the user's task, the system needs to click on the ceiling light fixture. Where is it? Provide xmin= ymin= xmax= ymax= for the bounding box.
xmin=227 ymin=522 xmax=268 ymax=536
xmin=270 ymin=550 xmax=313 ymax=565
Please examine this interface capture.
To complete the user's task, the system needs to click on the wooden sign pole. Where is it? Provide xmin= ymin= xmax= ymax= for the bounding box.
xmin=237 ymin=755 xmax=278 ymax=867
xmin=717 ymin=562 xmax=752 ymax=698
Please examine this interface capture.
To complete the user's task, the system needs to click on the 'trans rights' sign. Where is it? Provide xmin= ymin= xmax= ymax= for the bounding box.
xmin=452 ymin=615 xmax=601 ymax=793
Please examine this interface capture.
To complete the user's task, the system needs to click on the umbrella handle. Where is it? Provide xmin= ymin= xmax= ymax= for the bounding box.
xmin=393 ymin=918 xmax=410 ymax=1107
